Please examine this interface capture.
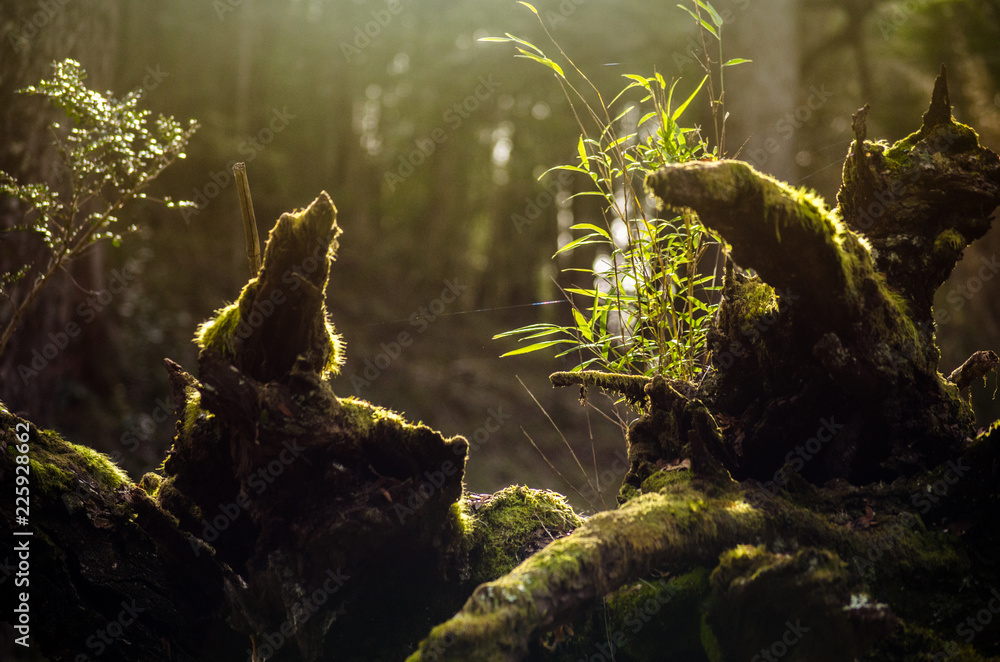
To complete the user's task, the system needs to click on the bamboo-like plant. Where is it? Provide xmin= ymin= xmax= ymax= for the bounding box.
xmin=490 ymin=1 xmax=748 ymax=382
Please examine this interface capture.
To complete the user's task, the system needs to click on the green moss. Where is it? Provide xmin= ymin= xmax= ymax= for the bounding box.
xmin=28 ymin=457 xmax=73 ymax=492
xmin=861 ymin=620 xmax=986 ymax=662
xmin=182 ymin=388 xmax=210 ymax=435
xmin=639 ymin=466 xmax=693 ymax=494
xmin=3 ymin=423 xmax=131 ymax=498
xmin=194 ymin=296 xmax=247 ymax=360
xmin=64 ymin=440 xmax=130 ymax=489
xmin=338 ymin=396 xmax=409 ymax=436
xmin=884 ymin=121 xmax=981 ymax=168
xmin=467 ymin=485 xmax=583 ymax=584
xmin=700 ymin=611 xmax=725 ymax=662
xmin=729 ymin=275 xmax=777 ymax=328
xmin=140 ymin=472 xmax=162 ymax=497
xmin=934 ymin=229 xmax=964 ymax=254
xmin=601 ymin=567 xmax=711 ymax=660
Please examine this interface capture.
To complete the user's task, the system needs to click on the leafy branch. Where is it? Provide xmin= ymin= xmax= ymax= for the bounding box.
xmin=0 ymin=59 xmax=198 ymax=360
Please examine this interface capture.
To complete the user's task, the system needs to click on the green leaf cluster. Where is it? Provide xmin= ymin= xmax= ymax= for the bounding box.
xmin=0 ymin=59 xmax=198 ymax=359
xmin=491 ymin=2 xmax=744 ymax=383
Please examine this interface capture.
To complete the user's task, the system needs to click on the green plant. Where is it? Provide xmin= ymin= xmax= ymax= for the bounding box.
xmin=490 ymin=1 xmax=748 ymax=382
xmin=0 ymin=58 xmax=198 ymax=359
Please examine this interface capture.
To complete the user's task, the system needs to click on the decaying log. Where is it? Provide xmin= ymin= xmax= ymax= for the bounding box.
xmin=408 ymin=68 xmax=1000 ymax=660
xmin=7 ymin=67 xmax=1000 ymax=662
xmin=1 ymin=192 xmax=581 ymax=661
xmin=640 ymin=66 xmax=1000 ymax=484
xmin=0 ymin=411 xmax=246 ymax=662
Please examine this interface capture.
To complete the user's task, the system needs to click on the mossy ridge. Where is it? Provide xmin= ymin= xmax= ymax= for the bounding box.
xmin=464 ymin=485 xmax=584 ymax=586
xmin=1 ymin=413 xmax=131 ymax=499
xmin=600 ymin=566 xmax=711 ymax=660
xmin=549 ymin=370 xmax=653 ymax=409
xmin=337 ymin=395 xmax=411 ymax=437
xmin=195 ymin=191 xmax=345 ymax=382
xmin=194 ymin=295 xmax=245 ymax=361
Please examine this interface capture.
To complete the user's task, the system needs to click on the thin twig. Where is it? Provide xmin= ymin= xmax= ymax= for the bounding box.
xmin=233 ymin=162 xmax=261 ymax=275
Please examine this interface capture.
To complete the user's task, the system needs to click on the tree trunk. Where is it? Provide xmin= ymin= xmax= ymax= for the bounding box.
xmin=0 ymin=0 xmax=121 ymax=429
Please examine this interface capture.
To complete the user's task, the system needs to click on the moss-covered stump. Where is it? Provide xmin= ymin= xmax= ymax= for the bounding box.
xmin=410 ymin=69 xmax=1000 ymax=662
xmin=142 ymin=192 xmax=584 ymax=660
xmin=642 ymin=66 xmax=1000 ymax=484
xmin=0 ymin=406 xmax=245 ymax=661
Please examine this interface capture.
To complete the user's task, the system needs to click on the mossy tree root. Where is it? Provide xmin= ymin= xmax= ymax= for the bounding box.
xmin=407 ymin=472 xmax=968 ymax=661
xmin=408 ymin=480 xmax=765 ymax=661
xmin=641 ymin=68 xmax=1000 ymax=483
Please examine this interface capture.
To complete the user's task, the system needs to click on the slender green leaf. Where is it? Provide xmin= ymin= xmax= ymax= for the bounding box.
xmin=500 ymin=339 xmax=577 ymax=357
xmin=671 ymin=75 xmax=708 ymax=122
xmin=572 ymin=308 xmax=593 ymax=342
xmin=678 ymin=5 xmax=719 ymax=38
xmin=555 ymin=234 xmax=605 ymax=256
xmin=570 ymin=223 xmax=612 ymax=240
xmin=515 ymin=51 xmax=565 ymax=78
xmin=694 ymin=0 xmax=724 ymax=26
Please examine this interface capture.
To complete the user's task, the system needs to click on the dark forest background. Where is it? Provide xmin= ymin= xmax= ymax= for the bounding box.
xmin=2 ymin=0 xmax=999 ymax=511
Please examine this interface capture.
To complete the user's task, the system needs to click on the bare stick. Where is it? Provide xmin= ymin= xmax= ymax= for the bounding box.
xmin=233 ymin=162 xmax=261 ymax=275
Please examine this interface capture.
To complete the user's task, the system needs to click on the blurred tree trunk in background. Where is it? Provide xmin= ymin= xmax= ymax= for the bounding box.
xmin=724 ymin=0 xmax=800 ymax=182
xmin=0 ymin=1 xmax=121 ymax=425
